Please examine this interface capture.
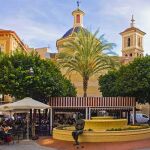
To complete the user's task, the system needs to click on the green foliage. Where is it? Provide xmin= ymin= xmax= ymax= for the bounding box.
xmin=106 ymin=125 xmax=149 ymax=131
xmin=99 ymin=71 xmax=118 ymax=97
xmin=0 ymin=51 xmax=76 ymax=102
xmin=99 ymin=56 xmax=150 ymax=103
xmin=57 ymin=29 xmax=119 ymax=97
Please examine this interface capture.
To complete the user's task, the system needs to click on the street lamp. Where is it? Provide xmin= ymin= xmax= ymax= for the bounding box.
xmin=29 ymin=67 xmax=34 ymax=75
xmin=26 ymin=67 xmax=35 ymax=140
xmin=29 ymin=67 xmax=36 ymax=139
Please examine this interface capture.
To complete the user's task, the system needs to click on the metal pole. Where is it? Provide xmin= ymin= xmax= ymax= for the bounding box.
xmin=26 ymin=113 xmax=30 ymax=140
xmin=88 ymin=108 xmax=91 ymax=120
xmin=49 ymin=108 xmax=53 ymax=134
xmin=132 ymin=107 xmax=135 ymax=125
xmin=85 ymin=107 xmax=88 ymax=120
xmin=127 ymin=111 xmax=130 ymax=125
xmin=31 ymin=109 xmax=35 ymax=137
xmin=149 ymin=104 xmax=150 ymax=119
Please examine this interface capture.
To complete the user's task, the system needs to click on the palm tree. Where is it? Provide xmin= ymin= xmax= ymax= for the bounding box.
xmin=57 ymin=29 xmax=119 ymax=97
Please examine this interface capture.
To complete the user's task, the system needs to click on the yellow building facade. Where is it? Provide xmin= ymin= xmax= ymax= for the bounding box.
xmin=0 ymin=29 xmax=53 ymax=59
xmin=0 ymin=29 xmax=28 ymax=54
xmin=28 ymin=47 xmax=53 ymax=60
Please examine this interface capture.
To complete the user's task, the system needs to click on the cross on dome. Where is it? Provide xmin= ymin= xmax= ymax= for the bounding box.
xmin=131 ymin=15 xmax=135 ymax=27
xmin=77 ymin=0 xmax=81 ymax=8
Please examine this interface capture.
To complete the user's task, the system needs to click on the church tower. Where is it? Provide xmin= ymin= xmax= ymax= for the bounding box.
xmin=72 ymin=6 xmax=85 ymax=27
xmin=120 ymin=15 xmax=146 ymax=64
xmin=56 ymin=1 xmax=86 ymax=52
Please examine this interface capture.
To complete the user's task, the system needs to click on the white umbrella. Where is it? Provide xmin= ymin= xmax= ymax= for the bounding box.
xmin=0 ymin=97 xmax=50 ymax=110
xmin=0 ymin=97 xmax=51 ymax=140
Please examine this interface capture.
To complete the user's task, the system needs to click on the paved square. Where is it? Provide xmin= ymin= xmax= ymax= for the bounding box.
xmin=0 ymin=141 xmax=56 ymax=150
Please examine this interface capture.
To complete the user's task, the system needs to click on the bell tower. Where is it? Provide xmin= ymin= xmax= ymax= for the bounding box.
xmin=72 ymin=1 xmax=85 ymax=27
xmin=120 ymin=15 xmax=146 ymax=64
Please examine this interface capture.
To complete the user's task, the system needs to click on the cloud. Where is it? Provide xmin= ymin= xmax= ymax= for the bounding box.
xmin=0 ymin=4 xmax=68 ymax=52
xmin=0 ymin=0 xmax=150 ymax=54
xmin=88 ymin=0 xmax=150 ymax=54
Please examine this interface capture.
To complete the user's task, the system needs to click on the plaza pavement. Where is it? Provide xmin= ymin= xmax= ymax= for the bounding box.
xmin=136 ymin=148 xmax=150 ymax=150
xmin=0 ymin=140 xmax=56 ymax=150
xmin=1 ymin=138 xmax=150 ymax=150
xmin=37 ymin=137 xmax=150 ymax=150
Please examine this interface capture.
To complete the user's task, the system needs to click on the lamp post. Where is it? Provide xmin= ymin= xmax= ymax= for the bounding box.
xmin=26 ymin=67 xmax=35 ymax=140
xmin=29 ymin=67 xmax=36 ymax=139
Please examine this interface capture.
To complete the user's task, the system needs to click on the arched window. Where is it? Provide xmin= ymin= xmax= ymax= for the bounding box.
xmin=127 ymin=38 xmax=131 ymax=47
xmin=130 ymin=53 xmax=132 ymax=57
xmin=76 ymin=14 xmax=80 ymax=23
xmin=125 ymin=54 xmax=128 ymax=57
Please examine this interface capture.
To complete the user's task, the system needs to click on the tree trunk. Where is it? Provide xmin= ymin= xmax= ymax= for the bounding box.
xmin=83 ymin=77 xmax=89 ymax=97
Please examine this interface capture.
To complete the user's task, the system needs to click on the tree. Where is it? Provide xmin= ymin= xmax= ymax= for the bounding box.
xmin=57 ymin=29 xmax=118 ymax=97
xmin=99 ymin=56 xmax=150 ymax=104
xmin=0 ymin=51 xmax=76 ymax=103
xmin=99 ymin=71 xmax=118 ymax=97
xmin=0 ymin=52 xmax=11 ymax=100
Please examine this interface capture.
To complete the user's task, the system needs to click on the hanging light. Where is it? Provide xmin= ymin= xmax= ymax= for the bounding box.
xmin=29 ymin=67 xmax=34 ymax=75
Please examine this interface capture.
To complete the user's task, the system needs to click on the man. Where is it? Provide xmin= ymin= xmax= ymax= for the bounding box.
xmin=72 ymin=113 xmax=85 ymax=145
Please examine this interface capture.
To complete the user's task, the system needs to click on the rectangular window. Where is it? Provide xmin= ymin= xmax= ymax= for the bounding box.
xmin=0 ymin=44 xmax=4 ymax=52
xmin=76 ymin=14 xmax=80 ymax=23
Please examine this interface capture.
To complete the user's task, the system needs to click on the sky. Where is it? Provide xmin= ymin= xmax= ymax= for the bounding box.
xmin=0 ymin=0 xmax=150 ymax=55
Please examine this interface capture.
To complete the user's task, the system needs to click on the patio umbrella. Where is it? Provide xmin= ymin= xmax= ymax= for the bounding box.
xmin=0 ymin=97 xmax=50 ymax=110
xmin=0 ymin=97 xmax=51 ymax=140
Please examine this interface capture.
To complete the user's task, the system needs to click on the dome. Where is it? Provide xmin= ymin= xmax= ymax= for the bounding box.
xmin=62 ymin=26 xmax=87 ymax=38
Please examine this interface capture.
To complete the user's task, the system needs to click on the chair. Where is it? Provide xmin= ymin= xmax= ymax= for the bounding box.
xmin=7 ymin=129 xmax=15 ymax=144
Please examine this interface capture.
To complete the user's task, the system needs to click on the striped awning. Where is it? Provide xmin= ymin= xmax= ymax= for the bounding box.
xmin=49 ymin=97 xmax=135 ymax=109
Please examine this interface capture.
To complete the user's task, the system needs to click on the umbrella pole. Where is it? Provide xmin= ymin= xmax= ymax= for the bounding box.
xmin=49 ymin=108 xmax=53 ymax=134
xmin=26 ymin=113 xmax=29 ymax=140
